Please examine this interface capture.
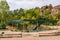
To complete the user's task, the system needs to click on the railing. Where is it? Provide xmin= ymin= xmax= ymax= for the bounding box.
xmin=0 ymin=30 xmax=59 ymax=38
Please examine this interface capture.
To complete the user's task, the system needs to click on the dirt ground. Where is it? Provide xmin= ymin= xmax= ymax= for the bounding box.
xmin=0 ymin=36 xmax=60 ymax=40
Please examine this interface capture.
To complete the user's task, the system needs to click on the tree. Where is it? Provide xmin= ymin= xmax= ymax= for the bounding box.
xmin=0 ymin=0 xmax=9 ymax=11
xmin=0 ymin=0 xmax=9 ymax=29
xmin=19 ymin=8 xmax=25 ymax=18
xmin=56 ymin=12 xmax=60 ymax=21
xmin=34 ymin=7 xmax=40 ymax=20
xmin=25 ymin=9 xmax=34 ymax=19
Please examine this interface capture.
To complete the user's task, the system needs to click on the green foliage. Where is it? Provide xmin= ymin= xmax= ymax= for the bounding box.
xmin=55 ymin=31 xmax=60 ymax=35
xmin=0 ymin=0 xmax=9 ymax=10
xmin=0 ymin=1 xmax=59 ymax=31
xmin=56 ymin=12 xmax=60 ymax=20
xmin=57 ymin=21 xmax=60 ymax=25
xmin=0 ymin=23 xmax=6 ymax=29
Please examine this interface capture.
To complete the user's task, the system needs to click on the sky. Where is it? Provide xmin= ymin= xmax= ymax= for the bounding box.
xmin=6 ymin=0 xmax=60 ymax=10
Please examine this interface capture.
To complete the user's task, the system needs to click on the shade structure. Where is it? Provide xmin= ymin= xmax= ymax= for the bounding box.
xmin=6 ymin=20 xmax=24 ymax=24
xmin=6 ymin=20 xmax=37 ymax=24
xmin=6 ymin=19 xmax=57 ymax=25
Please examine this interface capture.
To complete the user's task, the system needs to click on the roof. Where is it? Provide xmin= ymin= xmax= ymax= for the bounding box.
xmin=6 ymin=20 xmax=37 ymax=24
xmin=54 ymin=5 xmax=60 ymax=9
xmin=7 ymin=20 xmax=24 ymax=24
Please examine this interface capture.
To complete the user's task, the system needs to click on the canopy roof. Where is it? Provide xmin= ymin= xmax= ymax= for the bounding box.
xmin=6 ymin=19 xmax=57 ymax=25
xmin=6 ymin=20 xmax=37 ymax=24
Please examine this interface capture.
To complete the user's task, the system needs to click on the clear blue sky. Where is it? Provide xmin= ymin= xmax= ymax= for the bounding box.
xmin=6 ymin=0 xmax=60 ymax=10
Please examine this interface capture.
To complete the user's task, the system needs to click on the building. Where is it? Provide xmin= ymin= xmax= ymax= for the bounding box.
xmin=40 ymin=4 xmax=60 ymax=15
xmin=40 ymin=4 xmax=52 ymax=14
xmin=51 ymin=5 xmax=60 ymax=15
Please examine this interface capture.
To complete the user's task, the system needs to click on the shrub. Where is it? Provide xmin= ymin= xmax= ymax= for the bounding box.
xmin=55 ymin=31 xmax=60 ymax=35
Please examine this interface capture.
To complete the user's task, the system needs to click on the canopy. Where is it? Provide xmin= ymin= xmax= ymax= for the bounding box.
xmin=7 ymin=20 xmax=24 ymax=24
